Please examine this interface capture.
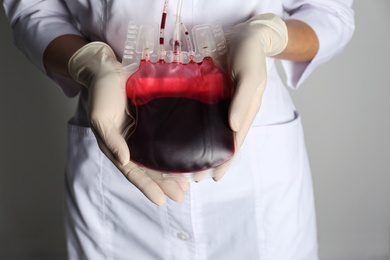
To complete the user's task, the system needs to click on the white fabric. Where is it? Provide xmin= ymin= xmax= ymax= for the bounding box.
xmin=3 ymin=0 xmax=355 ymax=259
xmin=2 ymin=0 xmax=84 ymax=97
xmin=281 ymin=0 xmax=355 ymax=88
xmin=66 ymin=112 xmax=317 ymax=260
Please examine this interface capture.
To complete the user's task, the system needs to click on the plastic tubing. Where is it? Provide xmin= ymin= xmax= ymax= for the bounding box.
xmin=172 ymin=0 xmax=183 ymax=63
xmin=181 ymin=21 xmax=195 ymax=61
xmin=159 ymin=0 xmax=169 ymax=61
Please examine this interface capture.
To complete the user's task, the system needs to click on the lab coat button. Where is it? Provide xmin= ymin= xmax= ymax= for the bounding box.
xmin=176 ymin=231 xmax=189 ymax=241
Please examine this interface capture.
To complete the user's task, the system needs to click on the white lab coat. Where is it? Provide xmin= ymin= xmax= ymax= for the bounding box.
xmin=3 ymin=1 xmax=355 ymax=259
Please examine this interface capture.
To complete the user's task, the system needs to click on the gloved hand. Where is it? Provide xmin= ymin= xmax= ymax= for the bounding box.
xmin=68 ymin=42 xmax=189 ymax=205
xmin=212 ymin=13 xmax=288 ymax=181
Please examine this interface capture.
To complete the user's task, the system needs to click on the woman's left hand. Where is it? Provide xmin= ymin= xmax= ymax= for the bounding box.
xmin=212 ymin=13 xmax=288 ymax=181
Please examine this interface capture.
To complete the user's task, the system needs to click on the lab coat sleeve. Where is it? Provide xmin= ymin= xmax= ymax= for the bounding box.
xmin=2 ymin=0 xmax=83 ymax=97
xmin=281 ymin=0 xmax=355 ymax=88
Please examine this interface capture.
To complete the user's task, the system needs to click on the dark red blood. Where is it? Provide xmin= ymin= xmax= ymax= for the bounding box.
xmin=160 ymin=12 xmax=167 ymax=29
xmin=174 ymin=40 xmax=180 ymax=48
xmin=127 ymin=97 xmax=234 ymax=172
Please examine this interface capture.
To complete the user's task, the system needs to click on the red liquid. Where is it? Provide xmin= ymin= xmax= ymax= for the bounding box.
xmin=127 ymin=97 xmax=234 ymax=172
xmin=126 ymin=58 xmax=235 ymax=173
xmin=159 ymin=12 xmax=167 ymax=45
xmin=160 ymin=12 xmax=167 ymax=29
xmin=126 ymin=59 xmax=231 ymax=105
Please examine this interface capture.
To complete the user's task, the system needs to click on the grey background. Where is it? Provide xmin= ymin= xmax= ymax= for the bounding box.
xmin=0 ymin=1 xmax=389 ymax=259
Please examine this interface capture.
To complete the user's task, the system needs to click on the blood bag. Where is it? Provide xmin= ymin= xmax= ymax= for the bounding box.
xmin=121 ymin=1 xmax=235 ymax=181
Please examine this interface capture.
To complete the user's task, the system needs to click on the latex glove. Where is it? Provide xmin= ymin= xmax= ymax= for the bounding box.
xmin=212 ymin=13 xmax=288 ymax=181
xmin=68 ymin=42 xmax=189 ymax=205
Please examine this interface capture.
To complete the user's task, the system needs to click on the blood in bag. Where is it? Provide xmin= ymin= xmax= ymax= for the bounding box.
xmin=122 ymin=0 xmax=234 ymax=176
xmin=126 ymin=57 xmax=235 ymax=173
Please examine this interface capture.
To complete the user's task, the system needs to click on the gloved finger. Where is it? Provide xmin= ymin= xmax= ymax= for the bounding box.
xmin=140 ymin=168 xmax=187 ymax=202
xmin=177 ymin=181 xmax=190 ymax=191
xmin=235 ymin=87 xmax=263 ymax=148
xmin=228 ymin=70 xmax=266 ymax=132
xmin=193 ymin=170 xmax=209 ymax=183
xmin=89 ymin=116 xmax=130 ymax=166
xmin=154 ymin=179 xmax=185 ymax=203
xmin=122 ymin=108 xmax=136 ymax=141
xmin=122 ymin=165 xmax=167 ymax=206
xmin=212 ymin=158 xmax=233 ymax=182
xmin=94 ymin=134 xmax=167 ymax=206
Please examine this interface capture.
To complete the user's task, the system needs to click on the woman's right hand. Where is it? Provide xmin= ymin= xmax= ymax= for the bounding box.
xmin=68 ymin=42 xmax=189 ymax=205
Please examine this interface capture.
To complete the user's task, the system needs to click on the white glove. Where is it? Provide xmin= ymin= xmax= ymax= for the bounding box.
xmin=213 ymin=13 xmax=288 ymax=181
xmin=68 ymin=42 xmax=189 ymax=205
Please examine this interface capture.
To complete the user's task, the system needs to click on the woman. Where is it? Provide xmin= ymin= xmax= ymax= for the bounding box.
xmin=3 ymin=1 xmax=354 ymax=259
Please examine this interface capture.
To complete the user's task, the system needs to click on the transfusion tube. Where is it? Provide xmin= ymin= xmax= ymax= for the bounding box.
xmin=172 ymin=0 xmax=183 ymax=62
xmin=181 ymin=21 xmax=195 ymax=61
xmin=159 ymin=0 xmax=169 ymax=61
xmin=159 ymin=0 xmax=193 ymax=63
